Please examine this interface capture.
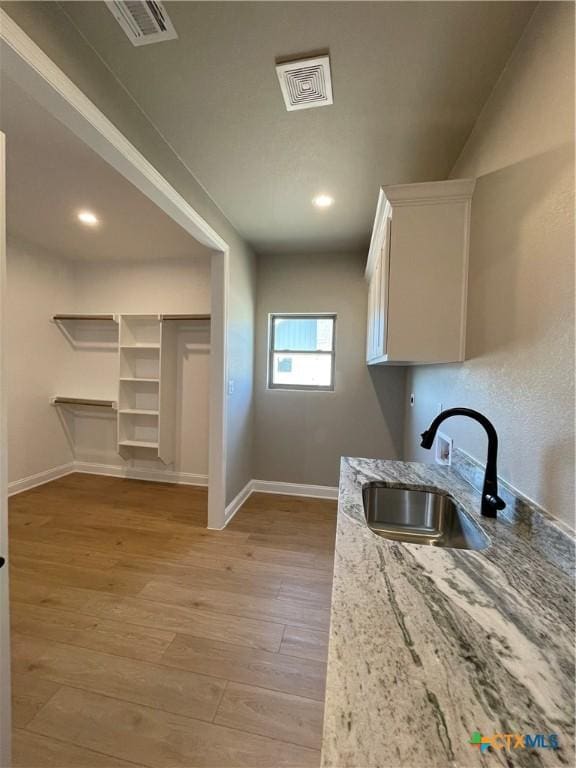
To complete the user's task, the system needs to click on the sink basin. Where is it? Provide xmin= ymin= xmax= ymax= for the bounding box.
xmin=362 ymin=483 xmax=490 ymax=550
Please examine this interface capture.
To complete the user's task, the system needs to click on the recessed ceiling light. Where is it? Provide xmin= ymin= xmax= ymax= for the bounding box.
xmin=313 ymin=195 xmax=334 ymax=209
xmin=77 ymin=210 xmax=99 ymax=226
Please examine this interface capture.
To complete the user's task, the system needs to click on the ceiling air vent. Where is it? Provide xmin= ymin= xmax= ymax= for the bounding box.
xmin=107 ymin=1 xmax=177 ymax=46
xmin=276 ymin=55 xmax=333 ymax=112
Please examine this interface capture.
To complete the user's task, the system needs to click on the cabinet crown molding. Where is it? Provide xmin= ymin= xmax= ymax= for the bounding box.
xmin=381 ymin=178 xmax=476 ymax=206
xmin=366 ymin=178 xmax=475 ymax=277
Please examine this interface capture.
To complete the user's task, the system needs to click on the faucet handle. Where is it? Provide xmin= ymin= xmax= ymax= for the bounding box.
xmin=420 ymin=429 xmax=434 ymax=449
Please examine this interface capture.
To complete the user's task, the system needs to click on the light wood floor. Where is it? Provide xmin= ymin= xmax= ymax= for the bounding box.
xmin=8 ymin=473 xmax=337 ymax=768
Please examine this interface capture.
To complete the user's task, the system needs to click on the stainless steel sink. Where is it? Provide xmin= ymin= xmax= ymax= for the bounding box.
xmin=362 ymin=483 xmax=490 ymax=550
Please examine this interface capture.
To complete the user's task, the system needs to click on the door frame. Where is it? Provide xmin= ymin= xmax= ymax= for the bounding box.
xmin=0 ymin=14 xmax=231 ymax=762
xmin=0 ymin=130 xmax=10 ymax=768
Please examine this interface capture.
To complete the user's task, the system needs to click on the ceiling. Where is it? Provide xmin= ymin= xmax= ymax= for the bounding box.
xmin=58 ymin=0 xmax=536 ymax=256
xmin=0 ymin=76 xmax=211 ymax=261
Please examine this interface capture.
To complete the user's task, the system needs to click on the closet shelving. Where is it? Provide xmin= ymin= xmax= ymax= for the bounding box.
xmin=53 ymin=314 xmax=117 ymax=322
xmin=51 ymin=397 xmax=117 ymax=409
xmin=52 ymin=312 xmax=209 ymax=463
xmin=118 ymin=316 xmax=162 ymax=454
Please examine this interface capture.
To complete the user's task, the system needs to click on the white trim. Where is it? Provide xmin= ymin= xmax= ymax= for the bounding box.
xmin=221 ymin=479 xmax=254 ymax=529
xmin=73 ymin=462 xmax=208 ymax=487
xmin=0 ymin=131 xmax=10 ymax=768
xmin=219 ymin=478 xmax=338 ymax=530
xmin=0 ymin=9 xmax=230 ymax=531
xmin=7 ymin=463 xmax=75 ymax=496
xmin=7 ymin=461 xmax=208 ymax=497
xmin=251 ymin=480 xmax=338 ymax=500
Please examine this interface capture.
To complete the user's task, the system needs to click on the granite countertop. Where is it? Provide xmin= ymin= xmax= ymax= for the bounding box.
xmin=321 ymin=457 xmax=575 ymax=768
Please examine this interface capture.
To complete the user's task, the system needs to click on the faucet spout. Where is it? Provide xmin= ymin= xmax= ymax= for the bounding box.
xmin=420 ymin=407 xmax=506 ymax=518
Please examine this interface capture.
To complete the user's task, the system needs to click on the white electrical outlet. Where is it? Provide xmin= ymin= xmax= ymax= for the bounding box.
xmin=228 ymin=379 xmax=235 ymax=395
xmin=435 ymin=431 xmax=453 ymax=466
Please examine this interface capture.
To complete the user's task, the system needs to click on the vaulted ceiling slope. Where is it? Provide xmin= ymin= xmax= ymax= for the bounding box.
xmin=57 ymin=1 xmax=535 ymax=255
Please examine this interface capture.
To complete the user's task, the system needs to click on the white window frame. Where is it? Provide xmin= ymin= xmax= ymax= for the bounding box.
xmin=267 ymin=313 xmax=337 ymax=391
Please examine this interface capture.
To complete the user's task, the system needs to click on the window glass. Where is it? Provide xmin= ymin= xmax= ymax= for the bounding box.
xmin=269 ymin=315 xmax=335 ymax=390
xmin=273 ymin=317 xmax=334 ymax=352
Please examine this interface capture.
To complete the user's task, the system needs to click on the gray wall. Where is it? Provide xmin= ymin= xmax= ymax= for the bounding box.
xmin=254 ymin=253 xmax=405 ymax=487
xmin=404 ymin=2 xmax=575 ymax=528
xmin=2 ymin=1 xmax=256 ymax=503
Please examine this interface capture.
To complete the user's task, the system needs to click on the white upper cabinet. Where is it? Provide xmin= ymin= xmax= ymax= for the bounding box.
xmin=365 ymin=179 xmax=475 ymax=365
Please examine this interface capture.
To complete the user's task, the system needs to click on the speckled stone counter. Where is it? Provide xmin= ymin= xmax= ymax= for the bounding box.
xmin=321 ymin=458 xmax=575 ymax=768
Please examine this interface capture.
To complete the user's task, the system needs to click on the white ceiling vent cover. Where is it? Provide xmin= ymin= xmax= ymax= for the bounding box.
xmin=276 ymin=55 xmax=333 ymax=112
xmin=107 ymin=1 xmax=177 ymax=46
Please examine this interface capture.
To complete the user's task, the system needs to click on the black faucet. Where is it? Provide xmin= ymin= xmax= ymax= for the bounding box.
xmin=420 ymin=407 xmax=506 ymax=518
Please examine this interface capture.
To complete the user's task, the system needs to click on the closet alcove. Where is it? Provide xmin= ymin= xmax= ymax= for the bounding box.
xmin=38 ymin=304 xmax=212 ymax=485
xmin=51 ymin=313 xmax=211 ymax=464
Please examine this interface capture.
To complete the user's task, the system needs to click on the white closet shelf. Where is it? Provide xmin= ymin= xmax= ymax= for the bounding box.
xmin=53 ymin=313 xmax=209 ymax=323
xmin=119 ymin=377 xmax=159 ymax=383
xmin=120 ymin=344 xmax=160 ymax=349
xmin=51 ymin=396 xmax=117 ymax=409
xmin=118 ymin=440 xmax=159 ymax=449
xmin=119 ymin=409 xmax=159 ymax=416
xmin=53 ymin=314 xmax=117 ymax=322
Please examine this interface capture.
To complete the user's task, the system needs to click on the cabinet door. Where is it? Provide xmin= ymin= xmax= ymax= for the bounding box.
xmin=373 ymin=216 xmax=391 ymax=360
xmin=373 ymin=254 xmax=383 ymax=356
xmin=365 ymin=265 xmax=375 ymax=361
xmin=366 ymin=215 xmax=391 ymax=364
xmin=366 ymin=259 xmax=380 ymax=362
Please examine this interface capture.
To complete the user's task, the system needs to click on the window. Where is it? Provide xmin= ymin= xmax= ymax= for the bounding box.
xmin=268 ymin=314 xmax=336 ymax=390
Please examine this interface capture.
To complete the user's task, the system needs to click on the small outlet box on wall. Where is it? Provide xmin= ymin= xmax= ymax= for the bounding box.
xmin=435 ymin=431 xmax=453 ymax=466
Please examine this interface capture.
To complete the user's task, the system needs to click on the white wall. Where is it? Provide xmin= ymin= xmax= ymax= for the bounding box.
xmin=6 ymin=237 xmax=76 ymax=483
xmin=7 ymin=244 xmax=212 ymax=484
xmin=404 ymin=3 xmax=575 ymax=527
xmin=71 ymin=258 xmax=210 ymax=315
xmin=254 ymin=253 xmax=406 ymax=487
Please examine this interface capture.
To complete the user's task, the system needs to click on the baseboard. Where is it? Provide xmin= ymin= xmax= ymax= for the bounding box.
xmin=8 ymin=465 xmax=337 ymax=524
xmin=73 ymin=462 xmax=208 ymax=487
xmin=8 ymin=462 xmax=75 ymax=496
xmin=223 ymin=480 xmax=254 ymax=527
xmin=251 ymin=479 xmax=338 ymax=500
xmin=220 ymin=478 xmax=338 ymax=529
xmin=8 ymin=461 xmax=207 ymax=496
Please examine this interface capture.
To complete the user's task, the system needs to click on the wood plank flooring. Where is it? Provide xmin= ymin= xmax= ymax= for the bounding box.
xmin=9 ymin=474 xmax=337 ymax=768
